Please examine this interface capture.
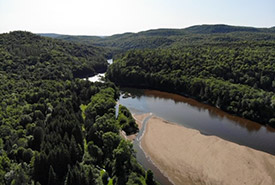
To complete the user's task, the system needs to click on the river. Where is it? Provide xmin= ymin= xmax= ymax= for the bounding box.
xmin=87 ymin=60 xmax=275 ymax=185
xmin=86 ymin=59 xmax=113 ymax=82
xmin=119 ymin=88 xmax=275 ymax=185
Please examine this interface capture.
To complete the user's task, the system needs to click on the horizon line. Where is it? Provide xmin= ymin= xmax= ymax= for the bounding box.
xmin=1 ymin=23 xmax=274 ymax=37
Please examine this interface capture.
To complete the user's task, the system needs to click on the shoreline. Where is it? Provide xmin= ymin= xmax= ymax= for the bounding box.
xmin=120 ymin=113 xmax=152 ymax=141
xmin=134 ymin=113 xmax=175 ymax=185
xmin=141 ymin=115 xmax=275 ymax=185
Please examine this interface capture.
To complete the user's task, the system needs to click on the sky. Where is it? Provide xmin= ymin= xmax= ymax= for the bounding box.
xmin=0 ymin=0 xmax=275 ymax=36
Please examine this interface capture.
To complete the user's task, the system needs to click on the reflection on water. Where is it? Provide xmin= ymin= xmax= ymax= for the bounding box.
xmin=120 ymin=88 xmax=275 ymax=155
xmin=85 ymin=59 xmax=113 ymax=83
xmin=86 ymin=73 xmax=105 ymax=82
xmin=107 ymin=59 xmax=113 ymax=65
xmin=145 ymin=90 xmax=264 ymax=132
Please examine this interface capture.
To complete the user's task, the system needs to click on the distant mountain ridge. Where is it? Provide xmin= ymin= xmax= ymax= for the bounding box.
xmin=38 ymin=33 xmax=63 ymax=38
xmin=39 ymin=24 xmax=275 ymax=38
xmin=38 ymin=24 xmax=275 ymax=56
xmin=184 ymin=24 xmax=262 ymax=34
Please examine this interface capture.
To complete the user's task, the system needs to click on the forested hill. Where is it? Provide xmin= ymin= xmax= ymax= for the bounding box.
xmin=38 ymin=25 xmax=275 ymax=127
xmin=106 ymin=41 xmax=275 ymax=127
xmin=0 ymin=31 xmax=108 ymax=79
xmin=40 ymin=24 xmax=275 ymax=55
xmin=0 ymin=31 xmax=157 ymax=185
xmin=183 ymin=24 xmax=272 ymax=34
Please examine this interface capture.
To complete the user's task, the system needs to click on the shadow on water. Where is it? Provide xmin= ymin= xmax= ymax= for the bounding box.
xmin=144 ymin=89 xmax=265 ymax=132
xmin=120 ymin=88 xmax=275 ymax=154
xmin=119 ymin=88 xmax=275 ymax=185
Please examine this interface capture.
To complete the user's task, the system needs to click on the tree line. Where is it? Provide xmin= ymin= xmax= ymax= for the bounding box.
xmin=107 ymin=41 xmax=275 ymax=127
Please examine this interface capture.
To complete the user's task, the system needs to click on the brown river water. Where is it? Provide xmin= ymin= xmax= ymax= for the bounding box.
xmin=119 ymin=88 xmax=275 ymax=185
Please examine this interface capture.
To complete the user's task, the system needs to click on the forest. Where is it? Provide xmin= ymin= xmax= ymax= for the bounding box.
xmin=42 ymin=24 xmax=275 ymax=56
xmin=106 ymin=40 xmax=275 ymax=127
xmin=1 ymin=25 xmax=275 ymax=185
xmin=0 ymin=31 xmax=157 ymax=185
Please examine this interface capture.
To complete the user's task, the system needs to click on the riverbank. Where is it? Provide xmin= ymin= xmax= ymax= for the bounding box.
xmin=141 ymin=116 xmax=275 ymax=185
xmin=120 ymin=113 xmax=151 ymax=141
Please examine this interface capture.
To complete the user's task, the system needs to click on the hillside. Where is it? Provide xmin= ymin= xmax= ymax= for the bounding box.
xmin=38 ymin=33 xmax=63 ymax=38
xmin=106 ymin=40 xmax=275 ymax=127
xmin=1 ymin=31 xmax=108 ymax=79
xmin=184 ymin=24 xmax=263 ymax=34
xmin=37 ymin=25 xmax=275 ymax=125
xmin=40 ymin=24 xmax=275 ymax=56
xmin=37 ymin=25 xmax=275 ymax=127
xmin=0 ymin=31 xmax=156 ymax=185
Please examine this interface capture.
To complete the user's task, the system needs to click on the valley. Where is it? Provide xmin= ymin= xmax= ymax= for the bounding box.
xmin=1 ymin=24 xmax=275 ymax=185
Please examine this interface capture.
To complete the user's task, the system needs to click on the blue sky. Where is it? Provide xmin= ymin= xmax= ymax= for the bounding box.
xmin=0 ymin=0 xmax=274 ymax=35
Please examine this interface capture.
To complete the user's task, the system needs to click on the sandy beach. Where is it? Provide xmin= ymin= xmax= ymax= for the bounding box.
xmin=141 ymin=116 xmax=275 ymax=185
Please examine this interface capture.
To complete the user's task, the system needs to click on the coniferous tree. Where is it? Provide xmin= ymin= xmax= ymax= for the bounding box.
xmin=47 ymin=166 xmax=57 ymax=185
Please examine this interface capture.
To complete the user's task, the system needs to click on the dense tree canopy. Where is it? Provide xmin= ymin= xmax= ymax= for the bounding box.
xmin=107 ymin=41 xmax=275 ymax=127
xmin=0 ymin=31 xmax=157 ymax=185
xmin=0 ymin=31 xmax=108 ymax=79
xmin=2 ymin=24 xmax=274 ymax=184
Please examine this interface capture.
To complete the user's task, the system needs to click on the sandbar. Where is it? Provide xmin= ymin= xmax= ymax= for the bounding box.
xmin=141 ymin=116 xmax=275 ymax=185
